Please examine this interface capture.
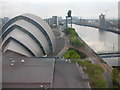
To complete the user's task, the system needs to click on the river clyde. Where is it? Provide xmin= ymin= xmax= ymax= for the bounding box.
xmin=72 ymin=24 xmax=119 ymax=66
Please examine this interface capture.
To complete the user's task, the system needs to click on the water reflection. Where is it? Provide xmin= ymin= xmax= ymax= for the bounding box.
xmin=72 ymin=24 xmax=119 ymax=53
xmin=72 ymin=24 xmax=119 ymax=66
xmin=98 ymin=29 xmax=106 ymax=43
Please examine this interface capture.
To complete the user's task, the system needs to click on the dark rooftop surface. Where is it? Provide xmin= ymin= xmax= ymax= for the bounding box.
xmin=2 ymin=57 xmax=55 ymax=88
xmin=2 ymin=55 xmax=90 ymax=88
xmin=53 ymin=59 xmax=89 ymax=88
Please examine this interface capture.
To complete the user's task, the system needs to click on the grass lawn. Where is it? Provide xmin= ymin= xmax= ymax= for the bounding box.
xmin=71 ymin=60 xmax=106 ymax=88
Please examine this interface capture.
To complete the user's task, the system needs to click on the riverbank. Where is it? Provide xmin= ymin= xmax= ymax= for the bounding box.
xmin=77 ymin=33 xmax=113 ymax=88
xmin=63 ymin=27 xmax=113 ymax=88
xmin=72 ymin=24 xmax=119 ymax=67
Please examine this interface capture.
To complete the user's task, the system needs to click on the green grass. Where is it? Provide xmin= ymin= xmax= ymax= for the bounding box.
xmin=64 ymin=28 xmax=78 ymax=37
xmin=112 ymin=68 xmax=120 ymax=88
xmin=71 ymin=60 xmax=106 ymax=88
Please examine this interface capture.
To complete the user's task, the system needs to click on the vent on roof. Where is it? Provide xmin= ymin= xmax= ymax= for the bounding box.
xmin=21 ymin=59 xmax=25 ymax=63
xmin=10 ymin=63 xmax=14 ymax=66
xmin=11 ymin=60 xmax=15 ymax=63
xmin=40 ymin=85 xmax=43 ymax=88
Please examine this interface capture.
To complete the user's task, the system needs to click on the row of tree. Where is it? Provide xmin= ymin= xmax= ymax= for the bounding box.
xmin=63 ymin=48 xmax=86 ymax=59
xmin=64 ymin=28 xmax=85 ymax=47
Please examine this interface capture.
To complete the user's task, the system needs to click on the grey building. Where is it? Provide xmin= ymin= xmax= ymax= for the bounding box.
xmin=99 ymin=13 xmax=106 ymax=27
xmin=0 ymin=18 xmax=2 ymax=24
xmin=52 ymin=16 xmax=58 ymax=26
xmin=44 ymin=18 xmax=53 ymax=26
xmin=1 ymin=14 xmax=56 ymax=57
xmin=2 ymin=17 xmax=9 ymax=25
xmin=58 ymin=17 xmax=62 ymax=23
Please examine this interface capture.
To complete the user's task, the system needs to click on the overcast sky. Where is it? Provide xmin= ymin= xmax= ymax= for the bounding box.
xmin=0 ymin=0 xmax=119 ymax=19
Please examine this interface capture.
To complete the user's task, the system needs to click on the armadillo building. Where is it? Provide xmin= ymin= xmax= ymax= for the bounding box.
xmin=1 ymin=14 xmax=56 ymax=57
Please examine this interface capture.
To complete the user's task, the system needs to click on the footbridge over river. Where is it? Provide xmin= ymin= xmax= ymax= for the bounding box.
xmin=97 ymin=52 xmax=120 ymax=58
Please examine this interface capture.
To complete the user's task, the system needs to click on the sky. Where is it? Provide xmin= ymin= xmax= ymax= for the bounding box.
xmin=0 ymin=0 xmax=119 ymax=19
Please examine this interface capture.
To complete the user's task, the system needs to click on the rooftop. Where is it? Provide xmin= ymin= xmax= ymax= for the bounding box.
xmin=3 ymin=57 xmax=55 ymax=88
xmin=2 ymin=56 xmax=89 ymax=88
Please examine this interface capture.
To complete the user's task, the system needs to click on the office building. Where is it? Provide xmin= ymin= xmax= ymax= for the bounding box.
xmin=52 ymin=16 xmax=58 ymax=26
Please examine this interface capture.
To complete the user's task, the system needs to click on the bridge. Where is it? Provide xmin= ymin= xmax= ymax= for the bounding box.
xmin=65 ymin=22 xmax=120 ymax=58
xmin=73 ymin=23 xmax=120 ymax=35
xmin=62 ymin=16 xmax=120 ymax=35
xmin=97 ymin=52 xmax=120 ymax=58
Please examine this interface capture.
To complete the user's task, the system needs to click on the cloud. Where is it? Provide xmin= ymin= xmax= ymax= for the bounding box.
xmin=0 ymin=0 xmax=118 ymax=19
xmin=1 ymin=0 xmax=119 ymax=3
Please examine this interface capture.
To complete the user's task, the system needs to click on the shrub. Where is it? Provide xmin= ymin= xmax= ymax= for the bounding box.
xmin=63 ymin=48 xmax=86 ymax=59
xmin=112 ymin=68 xmax=119 ymax=81
xmin=63 ymin=49 xmax=80 ymax=59
xmin=90 ymin=74 xmax=106 ymax=88
xmin=71 ymin=60 xmax=106 ymax=88
xmin=64 ymin=28 xmax=85 ymax=47
xmin=64 ymin=28 xmax=78 ymax=37
xmin=70 ymin=36 xmax=85 ymax=47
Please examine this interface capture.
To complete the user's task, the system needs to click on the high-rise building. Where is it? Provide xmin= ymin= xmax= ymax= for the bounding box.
xmin=2 ymin=17 xmax=9 ymax=24
xmin=58 ymin=17 xmax=62 ymax=23
xmin=99 ymin=13 xmax=106 ymax=27
xmin=118 ymin=1 xmax=120 ymax=29
xmin=52 ymin=16 xmax=58 ymax=26
xmin=44 ymin=18 xmax=53 ymax=26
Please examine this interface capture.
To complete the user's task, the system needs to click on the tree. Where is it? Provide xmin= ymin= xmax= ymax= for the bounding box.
xmin=63 ymin=52 xmax=70 ymax=59
xmin=70 ymin=53 xmax=80 ymax=59
xmin=112 ymin=68 xmax=119 ymax=81
xmin=63 ymin=49 xmax=81 ymax=59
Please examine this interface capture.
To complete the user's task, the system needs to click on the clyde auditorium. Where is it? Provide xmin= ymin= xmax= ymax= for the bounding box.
xmin=1 ymin=14 xmax=56 ymax=57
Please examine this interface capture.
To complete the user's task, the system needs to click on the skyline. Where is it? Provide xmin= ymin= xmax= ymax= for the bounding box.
xmin=0 ymin=0 xmax=119 ymax=19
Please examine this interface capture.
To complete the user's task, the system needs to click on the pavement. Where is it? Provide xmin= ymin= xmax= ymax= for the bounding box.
xmin=48 ymin=30 xmax=65 ymax=57
xmin=103 ymin=70 xmax=113 ymax=88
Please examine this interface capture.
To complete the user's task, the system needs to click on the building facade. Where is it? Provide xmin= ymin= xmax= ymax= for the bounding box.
xmin=52 ymin=16 xmax=58 ymax=26
xmin=99 ymin=13 xmax=106 ymax=27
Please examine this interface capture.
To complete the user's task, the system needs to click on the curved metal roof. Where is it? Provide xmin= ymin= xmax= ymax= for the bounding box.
xmin=1 ymin=14 xmax=56 ymax=57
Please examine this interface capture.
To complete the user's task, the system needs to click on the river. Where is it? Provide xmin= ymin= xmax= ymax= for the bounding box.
xmin=72 ymin=24 xmax=119 ymax=66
